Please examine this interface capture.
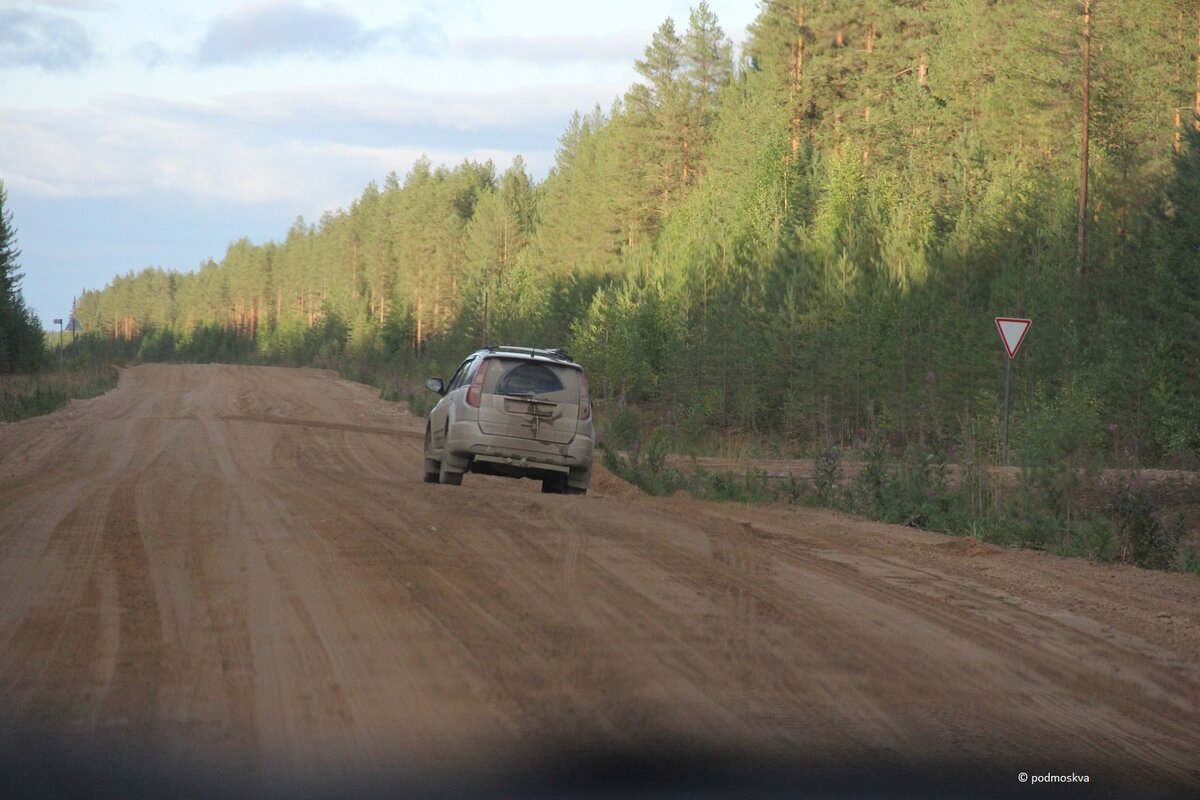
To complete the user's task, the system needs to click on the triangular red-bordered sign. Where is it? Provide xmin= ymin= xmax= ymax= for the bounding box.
xmin=995 ymin=317 xmax=1032 ymax=359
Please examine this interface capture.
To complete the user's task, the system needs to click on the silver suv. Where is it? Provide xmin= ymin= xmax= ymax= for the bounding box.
xmin=423 ymin=346 xmax=594 ymax=494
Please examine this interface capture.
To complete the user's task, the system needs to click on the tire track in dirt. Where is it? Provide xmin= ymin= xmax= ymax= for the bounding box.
xmin=95 ymin=482 xmax=164 ymax=740
xmin=0 ymin=486 xmax=110 ymax=729
xmin=554 ymin=501 xmax=921 ymax=760
xmin=220 ymin=414 xmax=423 ymax=439
xmin=665 ymin=503 xmax=1200 ymax=780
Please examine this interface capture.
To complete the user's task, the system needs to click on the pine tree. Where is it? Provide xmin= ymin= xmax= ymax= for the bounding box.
xmin=746 ymin=0 xmax=810 ymax=157
xmin=0 ymin=180 xmax=44 ymax=372
xmin=680 ymin=2 xmax=733 ymax=184
xmin=1149 ymin=127 xmax=1200 ymax=456
xmin=463 ymin=163 xmax=529 ymax=342
xmin=0 ymin=180 xmax=22 ymax=314
xmin=533 ymin=106 xmax=625 ymax=273
xmin=626 ymin=18 xmax=689 ymax=233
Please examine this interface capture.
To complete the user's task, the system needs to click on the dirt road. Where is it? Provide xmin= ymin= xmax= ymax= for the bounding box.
xmin=1 ymin=365 xmax=1197 ymax=795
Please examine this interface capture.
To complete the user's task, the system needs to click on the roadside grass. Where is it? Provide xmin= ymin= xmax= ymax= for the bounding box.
xmin=0 ymin=366 xmax=119 ymax=422
xmin=604 ymin=416 xmax=1199 ymax=577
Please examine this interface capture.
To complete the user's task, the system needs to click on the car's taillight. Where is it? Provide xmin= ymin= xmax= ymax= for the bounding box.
xmin=577 ymin=371 xmax=591 ymax=421
xmin=466 ymin=358 xmax=490 ymax=407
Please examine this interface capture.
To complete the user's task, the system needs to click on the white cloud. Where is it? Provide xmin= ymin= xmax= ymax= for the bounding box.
xmin=0 ymin=79 xmax=611 ymax=208
xmin=129 ymin=40 xmax=170 ymax=68
xmin=1 ymin=101 xmax=272 ymax=200
xmin=216 ymin=80 xmax=623 ymax=136
xmin=4 ymin=1 xmax=105 ymax=10
xmin=193 ymin=1 xmax=444 ymax=65
xmin=0 ymin=7 xmax=95 ymax=71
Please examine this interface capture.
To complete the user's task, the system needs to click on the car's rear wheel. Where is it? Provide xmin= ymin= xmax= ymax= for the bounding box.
xmin=439 ymin=461 xmax=463 ymax=486
xmin=423 ymin=429 xmax=440 ymax=483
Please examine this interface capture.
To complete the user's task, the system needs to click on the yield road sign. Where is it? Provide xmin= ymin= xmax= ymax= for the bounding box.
xmin=995 ymin=317 xmax=1032 ymax=359
xmin=994 ymin=316 xmax=1031 ymax=465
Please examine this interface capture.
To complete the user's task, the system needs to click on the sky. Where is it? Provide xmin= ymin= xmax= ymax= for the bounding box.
xmin=1 ymin=0 xmax=759 ymax=327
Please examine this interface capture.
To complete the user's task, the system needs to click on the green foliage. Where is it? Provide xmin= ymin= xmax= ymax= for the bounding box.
xmin=0 ymin=365 xmax=118 ymax=422
xmin=604 ymin=436 xmax=780 ymax=504
xmin=812 ymin=445 xmax=843 ymax=507
xmin=602 ymin=446 xmax=691 ymax=498
xmin=136 ymin=328 xmax=179 ymax=362
xmin=403 ymin=387 xmax=436 ymax=418
xmin=1179 ymin=546 xmax=1200 ymax=577
xmin=1109 ymin=486 xmax=1180 ymax=570
xmin=1062 ymin=518 xmax=1120 ymax=563
xmin=179 ymin=324 xmax=257 ymax=364
xmin=1147 ymin=128 xmax=1200 ymax=460
xmin=602 ymin=404 xmax=642 ymax=452
xmin=841 ymin=435 xmax=973 ymax=535
xmin=571 ymin=275 xmax=686 ymax=405
xmin=850 ymin=437 xmax=890 ymax=518
xmin=1018 ymin=381 xmax=1105 ymax=467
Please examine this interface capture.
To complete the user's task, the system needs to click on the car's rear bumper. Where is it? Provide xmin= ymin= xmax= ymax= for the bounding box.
xmin=444 ymin=421 xmax=594 ymax=486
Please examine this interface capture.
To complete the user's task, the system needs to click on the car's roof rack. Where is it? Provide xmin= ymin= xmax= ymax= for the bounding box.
xmin=483 ymin=345 xmax=576 ymax=364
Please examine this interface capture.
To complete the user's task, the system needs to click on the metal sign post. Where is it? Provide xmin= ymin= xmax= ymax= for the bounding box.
xmin=995 ymin=318 xmax=1032 ymax=465
xmin=1002 ymin=355 xmax=1013 ymax=465
xmin=53 ymin=318 xmax=63 ymax=374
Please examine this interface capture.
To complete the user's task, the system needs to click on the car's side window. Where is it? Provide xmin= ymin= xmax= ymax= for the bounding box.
xmin=461 ymin=357 xmax=482 ymax=388
xmin=446 ymin=357 xmax=475 ymax=393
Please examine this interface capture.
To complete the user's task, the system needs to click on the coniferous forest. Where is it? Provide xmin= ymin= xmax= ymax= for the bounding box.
xmin=73 ymin=0 xmax=1200 ymax=468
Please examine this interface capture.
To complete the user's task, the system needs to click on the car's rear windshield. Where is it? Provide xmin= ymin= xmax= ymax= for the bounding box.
xmin=488 ymin=359 xmax=579 ymax=401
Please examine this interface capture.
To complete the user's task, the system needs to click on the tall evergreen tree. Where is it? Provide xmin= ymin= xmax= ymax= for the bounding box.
xmin=463 ymin=158 xmax=536 ymax=342
xmin=746 ymin=0 xmax=809 ymax=156
xmin=626 ymin=18 xmax=689 ymax=233
xmin=533 ymin=106 xmax=626 ymax=272
xmin=1149 ymin=127 xmax=1200 ymax=456
xmin=0 ymin=180 xmax=22 ymax=316
xmin=680 ymin=2 xmax=734 ymax=184
xmin=0 ymin=180 xmax=44 ymax=372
